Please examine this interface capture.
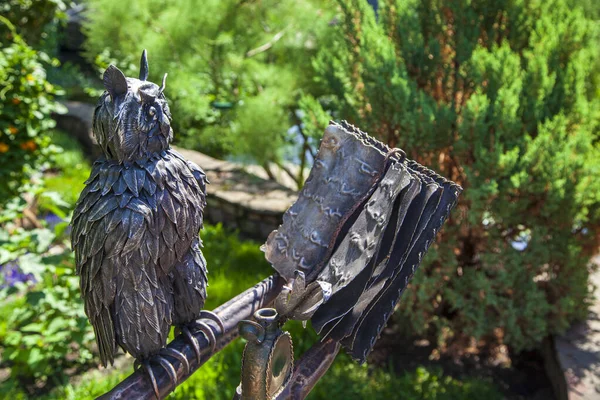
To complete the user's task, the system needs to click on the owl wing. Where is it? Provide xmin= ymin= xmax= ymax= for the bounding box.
xmin=170 ymin=150 xmax=208 ymax=201
xmin=71 ymin=160 xmax=184 ymax=363
xmin=166 ymin=150 xmax=209 ymax=325
xmin=71 ymin=161 xmax=119 ymax=366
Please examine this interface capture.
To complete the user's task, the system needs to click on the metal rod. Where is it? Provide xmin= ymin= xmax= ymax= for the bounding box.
xmin=98 ymin=275 xmax=285 ymax=400
xmin=275 ymin=338 xmax=341 ymax=400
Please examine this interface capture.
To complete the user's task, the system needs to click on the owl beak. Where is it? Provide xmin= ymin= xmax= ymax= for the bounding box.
xmin=147 ymin=124 xmax=159 ymax=138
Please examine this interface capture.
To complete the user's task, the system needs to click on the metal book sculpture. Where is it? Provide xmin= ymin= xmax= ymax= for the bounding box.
xmin=71 ymin=51 xmax=223 ymax=398
xmin=234 ymin=121 xmax=462 ymax=398
xmin=77 ymin=51 xmax=461 ymax=400
xmin=265 ymin=121 xmax=462 ymax=359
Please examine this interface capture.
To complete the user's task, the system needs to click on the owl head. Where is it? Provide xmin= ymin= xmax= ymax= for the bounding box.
xmin=93 ymin=50 xmax=173 ymax=162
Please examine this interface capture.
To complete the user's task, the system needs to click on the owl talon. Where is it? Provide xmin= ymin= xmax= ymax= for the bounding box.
xmin=182 ymin=325 xmax=202 ymax=365
xmin=137 ymin=353 xmax=181 ymax=399
xmin=156 ymin=355 xmax=178 ymax=388
xmin=140 ymin=360 xmax=160 ymax=400
xmin=192 ymin=320 xmax=216 ymax=353
xmin=199 ymin=310 xmax=225 ymax=334
xmin=159 ymin=348 xmax=190 ymax=376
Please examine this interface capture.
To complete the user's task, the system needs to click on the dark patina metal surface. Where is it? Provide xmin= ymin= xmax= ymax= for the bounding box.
xmin=87 ymin=85 xmax=462 ymax=398
xmin=99 ymin=275 xmax=284 ymax=399
xmin=72 ymin=50 xmax=211 ymax=375
xmin=234 ymin=308 xmax=341 ymax=400
xmin=274 ymin=338 xmax=341 ymax=400
xmin=237 ymin=309 xmax=294 ymax=399
xmin=262 ymin=121 xmax=462 ymax=364
xmin=263 ymin=122 xmax=389 ymax=282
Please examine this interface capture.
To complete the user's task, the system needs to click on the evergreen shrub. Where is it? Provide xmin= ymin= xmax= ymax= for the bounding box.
xmin=302 ymin=0 xmax=600 ymax=352
xmin=0 ymin=17 xmax=65 ymax=206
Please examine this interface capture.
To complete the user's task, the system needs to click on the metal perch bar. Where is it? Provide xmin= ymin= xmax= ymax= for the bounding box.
xmin=274 ymin=338 xmax=341 ymax=400
xmin=98 ymin=275 xmax=285 ymax=400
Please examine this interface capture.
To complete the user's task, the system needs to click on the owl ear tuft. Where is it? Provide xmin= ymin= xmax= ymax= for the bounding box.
xmin=103 ymin=65 xmax=128 ymax=101
xmin=139 ymin=49 xmax=149 ymax=81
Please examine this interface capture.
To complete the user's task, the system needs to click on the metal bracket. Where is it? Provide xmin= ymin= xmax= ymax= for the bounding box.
xmin=236 ymin=308 xmax=294 ymax=400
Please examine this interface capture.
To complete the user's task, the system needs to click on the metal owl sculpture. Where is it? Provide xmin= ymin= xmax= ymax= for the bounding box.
xmin=71 ymin=51 xmax=218 ymax=396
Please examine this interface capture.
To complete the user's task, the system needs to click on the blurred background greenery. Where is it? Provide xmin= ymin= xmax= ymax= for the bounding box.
xmin=0 ymin=0 xmax=598 ymax=398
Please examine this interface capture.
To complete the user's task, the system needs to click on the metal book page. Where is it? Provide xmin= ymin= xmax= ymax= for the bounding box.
xmin=263 ymin=122 xmax=388 ymax=281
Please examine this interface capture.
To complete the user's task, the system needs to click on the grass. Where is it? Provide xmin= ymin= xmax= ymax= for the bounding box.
xmin=39 ymin=130 xmax=91 ymax=210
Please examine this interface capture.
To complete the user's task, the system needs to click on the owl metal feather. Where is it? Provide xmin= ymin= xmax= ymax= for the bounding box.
xmin=71 ymin=51 xmax=218 ymax=395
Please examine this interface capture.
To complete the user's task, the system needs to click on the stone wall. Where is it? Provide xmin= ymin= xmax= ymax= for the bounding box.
xmin=174 ymin=148 xmax=295 ymax=240
xmin=54 ymin=101 xmax=296 ymax=241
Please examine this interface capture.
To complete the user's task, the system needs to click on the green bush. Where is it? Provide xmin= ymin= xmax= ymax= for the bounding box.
xmin=83 ymin=0 xmax=335 ymax=184
xmin=0 ymin=1 xmax=65 ymax=46
xmin=0 ymin=231 xmax=95 ymax=389
xmin=0 ymin=254 xmax=95 ymax=388
xmin=302 ymin=0 xmax=600 ymax=352
xmin=201 ymin=223 xmax=273 ymax=306
xmin=0 ymin=135 xmax=92 ymax=393
xmin=0 ymin=17 xmax=66 ymax=207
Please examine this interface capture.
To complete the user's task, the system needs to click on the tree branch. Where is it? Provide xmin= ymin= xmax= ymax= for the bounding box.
xmin=276 ymin=161 xmax=301 ymax=189
xmin=262 ymin=162 xmax=277 ymax=181
xmin=246 ymin=28 xmax=288 ymax=58
xmin=291 ymin=109 xmax=317 ymax=161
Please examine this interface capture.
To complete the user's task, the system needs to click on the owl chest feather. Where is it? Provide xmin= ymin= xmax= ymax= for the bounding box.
xmin=72 ymin=150 xmax=206 ymax=275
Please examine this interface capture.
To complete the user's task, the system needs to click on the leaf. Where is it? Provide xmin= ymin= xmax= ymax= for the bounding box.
xmin=27 ymin=347 xmax=44 ymax=365
xmin=22 ymin=334 xmax=43 ymax=347
xmin=29 ymin=228 xmax=56 ymax=253
xmin=40 ymin=190 xmax=71 ymax=210
xmin=21 ymin=322 xmax=44 ymax=333
xmin=25 ymin=291 xmax=46 ymax=306
xmin=18 ymin=253 xmax=48 ymax=282
xmin=46 ymin=317 xmax=69 ymax=334
xmin=53 ymin=221 xmax=70 ymax=239
xmin=0 ymin=248 xmax=15 ymax=265
xmin=46 ymin=330 xmax=70 ymax=343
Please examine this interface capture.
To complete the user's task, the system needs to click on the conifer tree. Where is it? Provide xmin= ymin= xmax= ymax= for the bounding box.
xmin=302 ymin=0 xmax=600 ymax=352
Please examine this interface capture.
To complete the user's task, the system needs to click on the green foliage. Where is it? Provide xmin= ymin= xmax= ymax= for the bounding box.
xmin=0 ymin=143 xmax=92 ymax=392
xmin=83 ymin=0 xmax=334 ymax=183
xmin=41 ymin=131 xmax=91 ymax=210
xmin=303 ymin=0 xmax=600 ymax=352
xmin=0 ymin=253 xmax=95 ymax=387
xmin=311 ymin=364 xmax=502 ymax=400
xmin=46 ymin=61 xmax=105 ymax=103
xmin=36 ymin=352 xmax=501 ymax=400
xmin=0 ymin=0 xmax=66 ymax=46
xmin=0 ymin=17 xmax=66 ymax=207
xmin=0 ymin=234 xmax=95 ymax=388
xmin=201 ymin=223 xmax=272 ymax=307
xmin=45 ymin=367 xmax=132 ymax=400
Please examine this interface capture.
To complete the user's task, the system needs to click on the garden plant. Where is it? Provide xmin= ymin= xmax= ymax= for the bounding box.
xmin=0 ymin=0 xmax=599 ymax=398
